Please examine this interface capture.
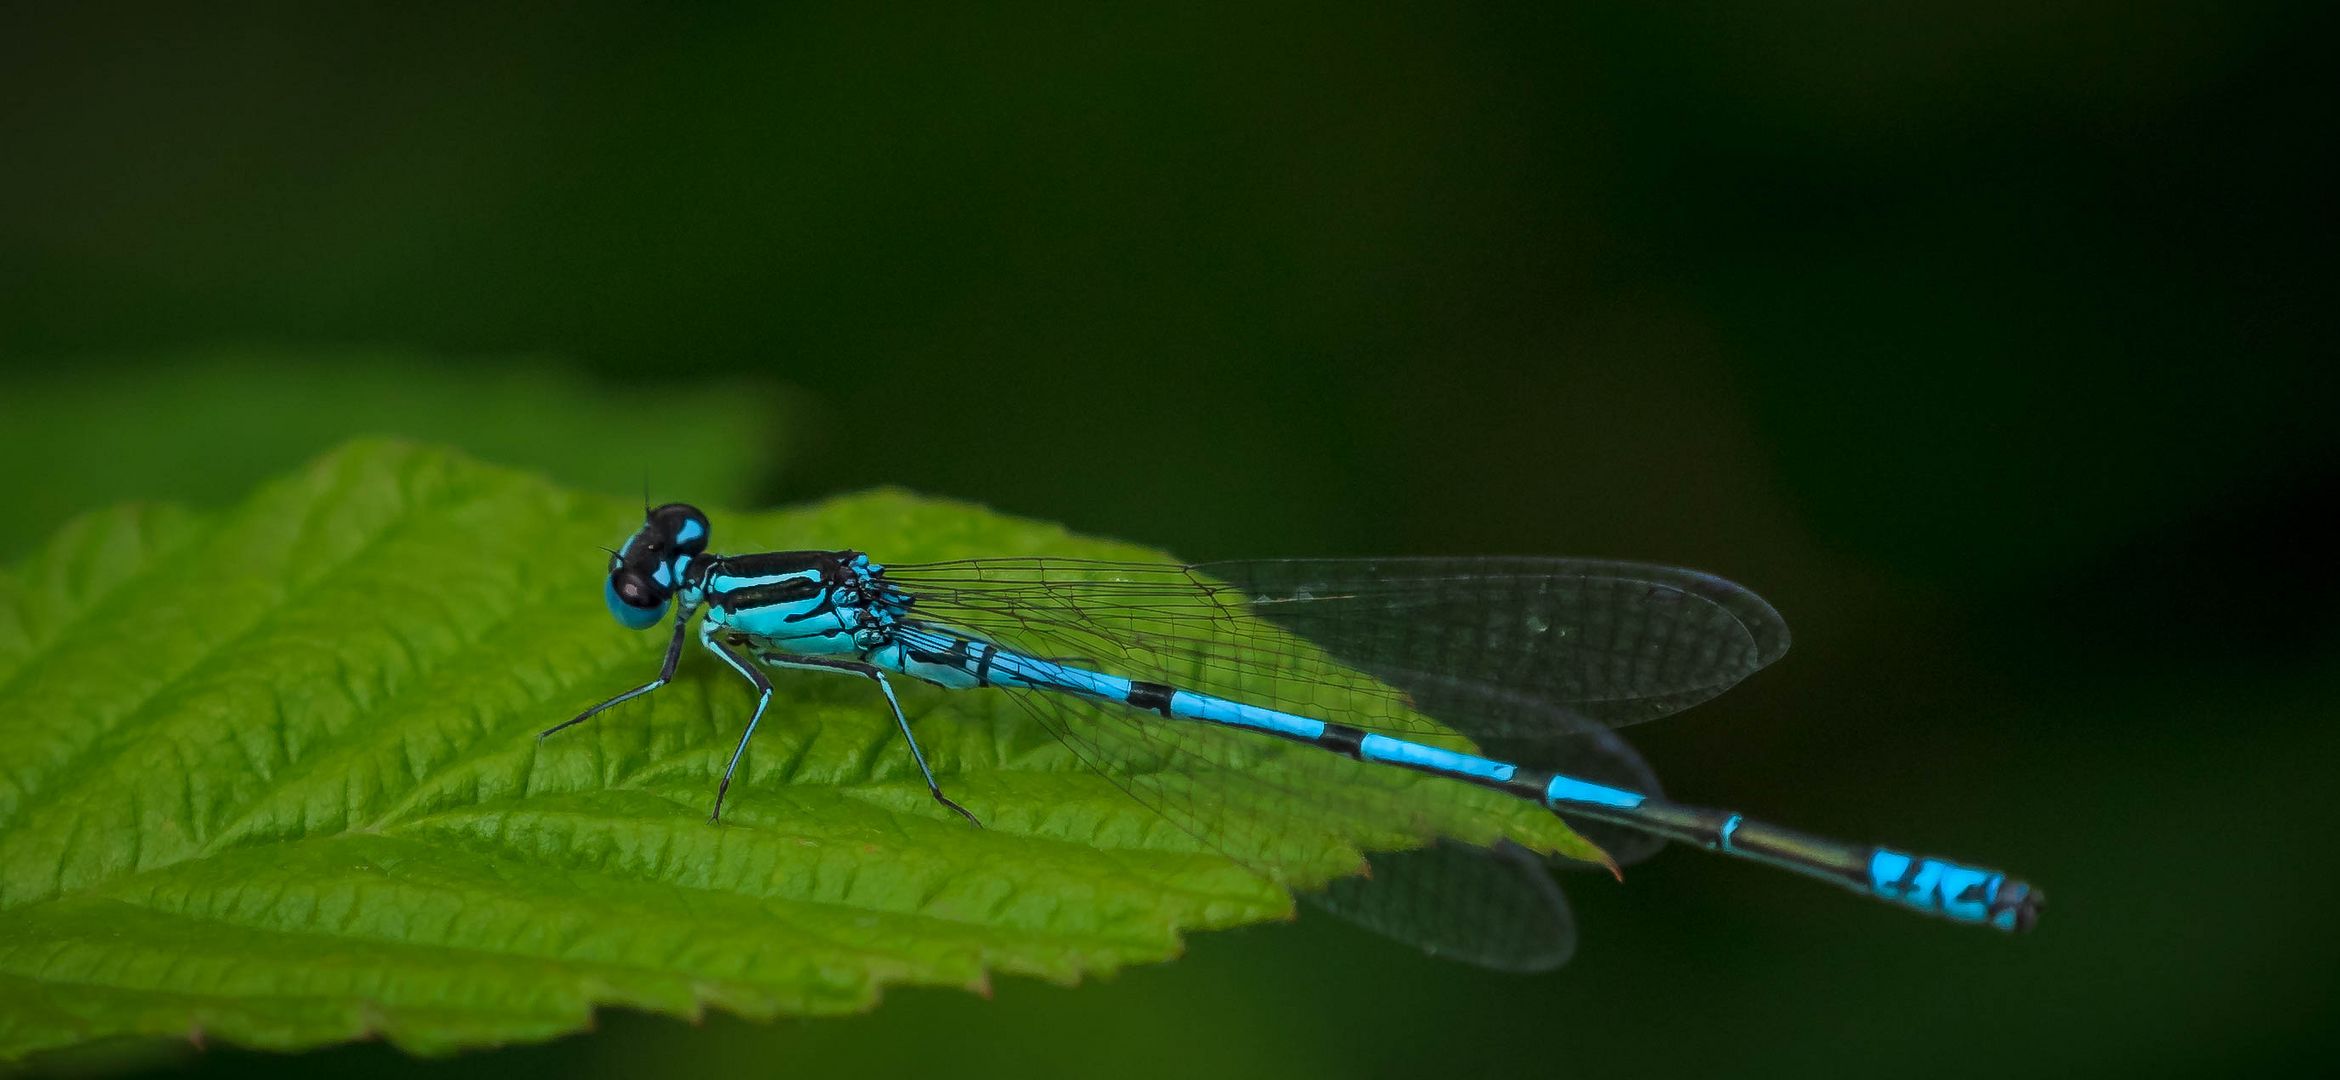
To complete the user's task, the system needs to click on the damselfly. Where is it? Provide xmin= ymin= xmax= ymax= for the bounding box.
xmin=546 ymin=503 xmax=2040 ymax=970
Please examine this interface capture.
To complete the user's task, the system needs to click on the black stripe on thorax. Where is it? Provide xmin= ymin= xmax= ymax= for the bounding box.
xmin=719 ymin=577 xmax=824 ymax=610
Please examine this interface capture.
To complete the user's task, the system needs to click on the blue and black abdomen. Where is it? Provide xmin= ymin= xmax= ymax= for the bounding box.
xmin=869 ymin=624 xmax=2042 ymax=932
xmin=1869 ymin=849 xmax=2040 ymax=931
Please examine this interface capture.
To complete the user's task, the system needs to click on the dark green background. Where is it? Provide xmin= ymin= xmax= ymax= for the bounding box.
xmin=4 ymin=3 xmax=2332 ymax=1076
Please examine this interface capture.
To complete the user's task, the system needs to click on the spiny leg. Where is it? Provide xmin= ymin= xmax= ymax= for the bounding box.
xmin=699 ymin=621 xmax=775 ymax=824
xmin=542 ymin=611 xmax=694 ymax=738
xmin=870 ymin=667 xmax=983 ymax=827
xmin=760 ymin=653 xmax=982 ymax=828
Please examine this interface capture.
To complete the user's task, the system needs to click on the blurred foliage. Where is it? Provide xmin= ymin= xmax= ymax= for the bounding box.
xmin=0 ymin=1 xmax=2331 ymax=1076
xmin=0 ymin=349 xmax=791 ymax=560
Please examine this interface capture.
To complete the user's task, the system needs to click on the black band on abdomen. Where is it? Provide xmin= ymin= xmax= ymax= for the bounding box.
xmin=1126 ymin=680 xmax=1175 ymax=717
xmin=1316 ymin=723 xmax=1367 ymax=759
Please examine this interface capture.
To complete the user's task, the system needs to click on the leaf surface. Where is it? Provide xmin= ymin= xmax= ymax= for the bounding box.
xmin=0 ymin=440 xmax=1586 ymax=1062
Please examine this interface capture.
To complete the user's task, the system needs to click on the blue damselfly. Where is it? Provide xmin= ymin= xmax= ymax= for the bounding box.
xmin=546 ymin=503 xmax=2040 ymax=970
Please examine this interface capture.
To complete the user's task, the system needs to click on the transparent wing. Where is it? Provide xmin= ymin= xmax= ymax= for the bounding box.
xmin=1307 ymin=840 xmax=1576 ymax=972
xmin=886 ymin=556 xmax=1788 ymax=870
xmin=1201 ymin=557 xmax=1782 ymax=870
xmin=885 ymin=556 xmax=1790 ymax=738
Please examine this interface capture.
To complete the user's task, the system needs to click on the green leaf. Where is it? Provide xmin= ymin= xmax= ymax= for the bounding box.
xmin=0 ymin=440 xmax=1589 ymax=1063
xmin=0 ymin=347 xmax=792 ymax=561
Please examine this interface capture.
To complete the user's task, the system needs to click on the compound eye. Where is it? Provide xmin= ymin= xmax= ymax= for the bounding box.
xmin=605 ymin=571 xmax=670 ymax=630
xmin=614 ymin=571 xmax=666 ymax=607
